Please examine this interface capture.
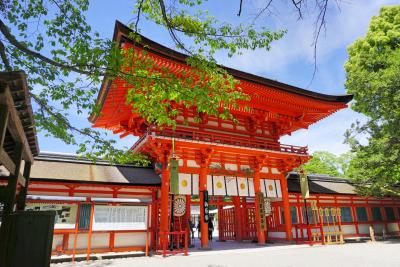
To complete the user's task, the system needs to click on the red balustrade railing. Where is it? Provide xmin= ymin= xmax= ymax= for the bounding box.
xmin=158 ymin=129 xmax=308 ymax=155
xmin=156 ymin=231 xmax=188 ymax=257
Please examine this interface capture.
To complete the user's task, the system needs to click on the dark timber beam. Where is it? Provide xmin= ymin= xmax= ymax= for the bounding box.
xmin=0 ymin=86 xmax=33 ymax=162
xmin=0 ymin=105 xmax=8 ymax=148
xmin=16 ymin=161 xmax=32 ymax=210
xmin=2 ymin=142 xmax=23 ymax=221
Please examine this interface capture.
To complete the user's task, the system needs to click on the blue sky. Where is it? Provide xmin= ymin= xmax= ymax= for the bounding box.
xmin=37 ymin=0 xmax=399 ymax=156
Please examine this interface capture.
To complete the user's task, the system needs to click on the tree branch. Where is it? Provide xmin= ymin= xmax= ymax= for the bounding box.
xmin=237 ymin=0 xmax=243 ymax=16
xmin=30 ymin=92 xmax=109 ymax=145
xmin=307 ymin=0 xmax=328 ymax=88
xmin=134 ymin=0 xmax=145 ymax=33
xmin=0 ymin=18 xmax=96 ymax=76
xmin=157 ymin=0 xmax=193 ymax=55
xmin=0 ymin=38 xmax=12 ymax=71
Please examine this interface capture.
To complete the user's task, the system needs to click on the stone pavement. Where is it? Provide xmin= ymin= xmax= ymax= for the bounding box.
xmin=51 ymin=240 xmax=400 ymax=267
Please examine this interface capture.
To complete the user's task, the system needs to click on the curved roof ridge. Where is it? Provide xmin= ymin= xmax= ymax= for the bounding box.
xmin=89 ymin=21 xmax=353 ymax=123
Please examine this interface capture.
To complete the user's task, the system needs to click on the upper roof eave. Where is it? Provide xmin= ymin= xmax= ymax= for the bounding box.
xmin=89 ymin=21 xmax=353 ymax=123
xmin=0 ymin=71 xmax=39 ymax=156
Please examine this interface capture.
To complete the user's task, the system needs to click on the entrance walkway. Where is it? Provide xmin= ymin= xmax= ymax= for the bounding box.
xmin=50 ymin=241 xmax=400 ymax=267
xmin=188 ymin=230 xmax=289 ymax=253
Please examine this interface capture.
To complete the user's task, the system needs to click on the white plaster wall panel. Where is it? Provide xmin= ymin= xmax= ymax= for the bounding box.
xmin=318 ymin=200 xmax=335 ymax=203
xmin=28 ymin=191 xmax=69 ymax=196
xmin=248 ymin=178 xmax=255 ymax=197
xmin=236 ymin=125 xmax=245 ymax=131
xmin=337 ymin=200 xmax=352 ymax=204
xmin=67 ymin=233 xmax=89 ymax=250
xmin=29 ymin=184 xmax=67 ymax=190
xmin=322 ymin=226 xmax=340 ymax=233
xmin=260 ymin=179 xmax=266 ymax=196
xmin=178 ymin=173 xmax=192 ymax=195
xmin=178 ymin=159 xmax=184 ymax=166
xmin=358 ymin=224 xmax=370 ymax=234
xmin=240 ymin=165 xmax=250 ymax=170
xmin=74 ymin=193 xmax=111 ymax=198
xmin=224 ymin=163 xmax=237 ymax=171
xmin=373 ymin=223 xmax=384 ymax=233
xmin=387 ymin=223 xmax=399 ymax=232
xmin=292 ymin=228 xmax=298 ymax=238
xmin=52 ymin=234 xmax=64 ymax=250
xmin=268 ymin=232 xmax=286 ymax=238
xmin=256 ymin=129 xmax=262 ymax=134
xmin=265 ymin=180 xmax=277 ymax=198
xmin=192 ymin=174 xmax=199 ymax=195
xmin=221 ymin=123 xmax=233 ymax=129
xmin=271 ymin=168 xmax=280 ymax=174
xmin=237 ymin=177 xmax=248 ymax=197
xmin=226 ymin=176 xmax=238 ymax=196
xmin=207 ymin=175 xmax=213 ymax=194
xmin=261 ymin=167 xmax=269 ymax=173
xmin=212 ymin=176 xmax=226 ymax=196
xmin=176 ymin=116 xmax=184 ymax=121
xmin=275 ymin=180 xmax=282 ymax=198
xmin=90 ymin=233 xmax=109 ymax=249
xmin=114 ymin=232 xmax=147 ymax=247
xmin=342 ymin=225 xmax=356 ymax=235
xmin=187 ymin=160 xmax=199 ymax=167
xmin=119 ymin=188 xmax=152 ymax=193
xmin=116 ymin=195 xmax=152 ymax=200
xmin=336 ymin=196 xmax=351 ymax=200
xmin=76 ymin=186 xmax=113 ymax=192
xmin=207 ymin=120 xmax=219 ymax=126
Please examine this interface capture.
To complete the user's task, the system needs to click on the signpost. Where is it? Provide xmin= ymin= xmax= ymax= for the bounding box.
xmin=256 ymin=192 xmax=267 ymax=231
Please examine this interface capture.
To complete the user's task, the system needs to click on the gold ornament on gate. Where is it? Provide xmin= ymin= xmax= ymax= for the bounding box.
xmin=331 ymin=207 xmax=336 ymax=216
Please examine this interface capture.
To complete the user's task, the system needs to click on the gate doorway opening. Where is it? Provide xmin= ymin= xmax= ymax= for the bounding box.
xmin=187 ymin=196 xmax=258 ymax=246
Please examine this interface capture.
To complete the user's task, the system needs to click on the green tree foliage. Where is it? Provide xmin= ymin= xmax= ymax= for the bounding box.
xmin=344 ymin=5 xmax=400 ymax=196
xmin=0 ymin=0 xmax=332 ymax=163
xmin=300 ymin=151 xmax=352 ymax=178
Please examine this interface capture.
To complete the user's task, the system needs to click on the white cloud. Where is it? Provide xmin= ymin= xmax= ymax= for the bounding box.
xmin=217 ymin=0 xmax=398 ymax=75
xmin=280 ymin=109 xmax=368 ymax=155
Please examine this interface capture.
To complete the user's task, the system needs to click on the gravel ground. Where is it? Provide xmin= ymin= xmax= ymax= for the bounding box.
xmin=51 ymin=240 xmax=400 ymax=267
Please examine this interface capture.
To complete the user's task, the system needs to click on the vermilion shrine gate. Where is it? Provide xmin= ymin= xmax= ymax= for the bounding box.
xmin=90 ymin=22 xmax=352 ymax=250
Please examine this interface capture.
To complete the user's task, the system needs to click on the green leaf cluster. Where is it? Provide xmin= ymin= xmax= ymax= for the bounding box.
xmin=344 ymin=5 xmax=400 ymax=196
xmin=0 ymin=0 xmax=285 ymax=164
xmin=299 ymin=151 xmax=352 ymax=178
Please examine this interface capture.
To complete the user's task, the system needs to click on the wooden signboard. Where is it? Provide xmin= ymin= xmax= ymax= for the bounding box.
xmin=257 ymin=192 xmax=267 ymax=231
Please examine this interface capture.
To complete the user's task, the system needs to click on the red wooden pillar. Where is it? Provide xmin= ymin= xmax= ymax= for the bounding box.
xmin=199 ymin=165 xmax=209 ymax=248
xmin=185 ymin=195 xmax=192 ymax=245
xmin=233 ymin=196 xmax=243 ymax=241
xmin=150 ymin=190 xmax=158 ymax=249
xmin=253 ymin=168 xmax=266 ymax=245
xmin=160 ymin=161 xmax=170 ymax=249
xmin=351 ymin=206 xmax=360 ymax=236
xmin=280 ymin=175 xmax=292 ymax=241
xmin=218 ymin=199 xmax=223 ymax=241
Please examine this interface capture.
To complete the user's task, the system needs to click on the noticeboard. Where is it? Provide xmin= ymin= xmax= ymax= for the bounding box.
xmin=92 ymin=205 xmax=148 ymax=231
xmin=25 ymin=203 xmax=78 ymax=229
